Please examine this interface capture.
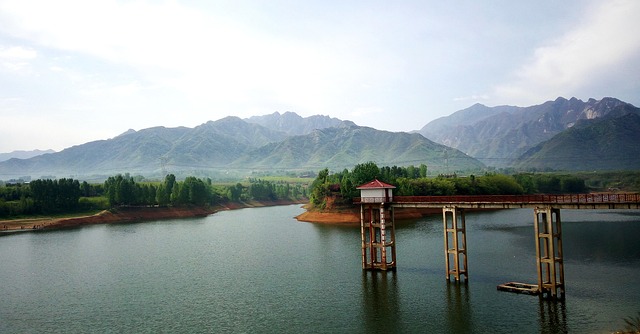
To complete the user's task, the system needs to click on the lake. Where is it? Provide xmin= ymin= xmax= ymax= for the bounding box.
xmin=1 ymin=205 xmax=639 ymax=333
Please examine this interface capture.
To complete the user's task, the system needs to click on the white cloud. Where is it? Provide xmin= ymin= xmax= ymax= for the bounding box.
xmin=1 ymin=0 xmax=638 ymax=152
xmin=0 ymin=45 xmax=36 ymax=59
xmin=493 ymin=0 xmax=640 ymax=104
xmin=0 ymin=96 xmax=24 ymax=110
xmin=349 ymin=107 xmax=384 ymax=118
xmin=78 ymin=80 xmax=148 ymax=99
xmin=0 ymin=0 xmax=359 ymax=118
xmin=453 ymin=94 xmax=490 ymax=103
xmin=0 ymin=45 xmax=36 ymax=71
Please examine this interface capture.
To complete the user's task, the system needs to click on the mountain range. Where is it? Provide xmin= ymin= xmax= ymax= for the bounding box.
xmin=0 ymin=112 xmax=481 ymax=180
xmin=1 ymin=97 xmax=638 ymax=180
xmin=512 ymin=112 xmax=640 ymax=171
xmin=0 ymin=149 xmax=55 ymax=163
xmin=418 ymin=97 xmax=640 ymax=169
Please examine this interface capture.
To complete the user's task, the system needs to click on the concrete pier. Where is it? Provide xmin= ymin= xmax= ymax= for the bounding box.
xmin=443 ymin=207 xmax=468 ymax=281
xmin=361 ymin=203 xmax=396 ymax=270
xmin=534 ymin=207 xmax=565 ymax=299
xmin=357 ymin=180 xmax=397 ymax=271
xmin=354 ymin=184 xmax=640 ymax=299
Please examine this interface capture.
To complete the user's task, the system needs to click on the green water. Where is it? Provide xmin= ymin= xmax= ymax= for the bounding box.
xmin=1 ymin=205 xmax=639 ymax=333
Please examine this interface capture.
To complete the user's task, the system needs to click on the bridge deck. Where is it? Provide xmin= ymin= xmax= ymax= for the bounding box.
xmin=354 ymin=193 xmax=640 ymax=210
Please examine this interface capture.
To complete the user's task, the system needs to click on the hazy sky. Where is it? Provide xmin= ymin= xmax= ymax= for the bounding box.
xmin=1 ymin=0 xmax=639 ymax=152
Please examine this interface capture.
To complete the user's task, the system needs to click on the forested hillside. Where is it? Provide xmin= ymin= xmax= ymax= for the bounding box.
xmin=513 ymin=113 xmax=640 ymax=171
xmin=245 ymin=111 xmax=355 ymax=135
xmin=232 ymin=126 xmax=484 ymax=172
xmin=0 ymin=116 xmax=483 ymax=180
xmin=2 ymin=97 xmax=639 ymax=181
xmin=0 ymin=149 xmax=55 ymax=162
xmin=418 ymin=97 xmax=639 ymax=167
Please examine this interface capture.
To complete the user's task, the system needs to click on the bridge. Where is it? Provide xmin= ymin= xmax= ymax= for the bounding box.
xmin=353 ymin=179 xmax=640 ymax=299
xmin=357 ymin=193 xmax=640 ymax=210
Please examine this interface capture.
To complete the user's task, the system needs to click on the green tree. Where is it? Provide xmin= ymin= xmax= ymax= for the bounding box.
xmin=104 ymin=174 xmax=135 ymax=206
xmin=183 ymin=176 xmax=208 ymax=206
xmin=309 ymin=168 xmax=330 ymax=207
xmin=351 ymin=162 xmax=380 ymax=187
xmin=227 ymin=183 xmax=243 ymax=201
xmin=477 ymin=174 xmax=524 ymax=195
xmin=396 ymin=178 xmax=455 ymax=196
xmin=341 ymin=175 xmax=355 ymax=199
xmin=147 ymin=184 xmax=157 ymax=205
xmin=248 ymin=180 xmax=276 ymax=200
xmin=30 ymin=178 xmax=81 ymax=212
xmin=535 ymin=175 xmax=562 ymax=193
xmin=560 ymin=176 xmax=586 ymax=193
xmin=116 ymin=175 xmax=134 ymax=205
xmin=513 ymin=174 xmax=536 ymax=194
xmin=156 ymin=183 xmax=169 ymax=206
xmin=164 ymin=174 xmax=176 ymax=197
xmin=30 ymin=179 xmax=55 ymax=212
xmin=451 ymin=177 xmax=476 ymax=195
xmin=406 ymin=165 xmax=417 ymax=179
xmin=57 ymin=178 xmax=81 ymax=209
xmin=171 ymin=182 xmax=187 ymax=205
xmin=80 ymin=181 xmax=92 ymax=197
xmin=419 ymin=164 xmax=428 ymax=178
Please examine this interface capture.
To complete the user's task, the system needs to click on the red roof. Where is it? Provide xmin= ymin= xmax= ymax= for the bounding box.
xmin=356 ymin=179 xmax=396 ymax=189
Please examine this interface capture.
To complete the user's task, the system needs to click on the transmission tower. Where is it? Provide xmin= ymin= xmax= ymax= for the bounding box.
xmin=444 ymin=148 xmax=449 ymax=174
xmin=159 ymin=156 xmax=168 ymax=177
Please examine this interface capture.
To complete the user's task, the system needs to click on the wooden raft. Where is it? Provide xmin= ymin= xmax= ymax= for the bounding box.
xmin=497 ymin=282 xmax=540 ymax=295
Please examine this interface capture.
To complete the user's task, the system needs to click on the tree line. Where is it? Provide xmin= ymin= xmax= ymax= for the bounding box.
xmin=309 ymin=162 xmax=587 ymax=208
xmin=0 ymin=174 xmax=308 ymax=218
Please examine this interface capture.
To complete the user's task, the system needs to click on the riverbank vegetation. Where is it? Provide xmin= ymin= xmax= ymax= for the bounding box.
xmin=308 ymin=162 xmax=639 ymax=209
xmin=0 ymin=174 xmax=308 ymax=219
xmin=2 ymin=166 xmax=638 ymax=219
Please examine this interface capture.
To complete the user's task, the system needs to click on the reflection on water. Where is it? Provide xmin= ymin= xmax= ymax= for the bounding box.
xmin=538 ymin=299 xmax=567 ymax=334
xmin=446 ymin=282 xmax=472 ymax=333
xmin=361 ymin=271 xmax=399 ymax=332
xmin=0 ymin=206 xmax=638 ymax=333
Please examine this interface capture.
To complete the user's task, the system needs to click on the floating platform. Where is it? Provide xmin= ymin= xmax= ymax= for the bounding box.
xmin=497 ymin=282 xmax=540 ymax=295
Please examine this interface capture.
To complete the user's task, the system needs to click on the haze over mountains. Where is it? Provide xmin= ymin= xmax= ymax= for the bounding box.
xmin=418 ymin=97 xmax=639 ymax=167
xmin=0 ymin=112 xmax=480 ymax=180
xmin=0 ymin=149 xmax=55 ymax=163
xmin=512 ymin=112 xmax=640 ymax=171
xmin=1 ymin=97 xmax=638 ymax=181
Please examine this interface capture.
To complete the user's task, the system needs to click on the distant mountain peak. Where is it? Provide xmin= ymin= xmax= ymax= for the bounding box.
xmin=469 ymin=102 xmax=488 ymax=108
xmin=0 ymin=149 xmax=56 ymax=163
xmin=116 ymin=129 xmax=137 ymax=137
xmin=418 ymin=96 xmax=639 ymax=168
xmin=2 ymin=97 xmax=635 ymax=179
xmin=513 ymin=112 xmax=640 ymax=171
xmin=245 ymin=111 xmax=356 ymax=136
xmin=0 ymin=115 xmax=481 ymax=179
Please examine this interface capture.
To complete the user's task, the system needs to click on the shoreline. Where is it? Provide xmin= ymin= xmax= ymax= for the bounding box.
xmin=0 ymin=199 xmax=444 ymax=233
xmin=294 ymin=203 xmax=441 ymax=225
xmin=0 ymin=199 xmax=308 ymax=233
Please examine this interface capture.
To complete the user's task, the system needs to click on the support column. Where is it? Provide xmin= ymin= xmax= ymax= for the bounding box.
xmin=361 ymin=203 xmax=396 ymax=271
xmin=443 ymin=207 xmax=468 ymax=281
xmin=534 ymin=207 xmax=565 ymax=299
xmin=360 ymin=204 xmax=366 ymax=269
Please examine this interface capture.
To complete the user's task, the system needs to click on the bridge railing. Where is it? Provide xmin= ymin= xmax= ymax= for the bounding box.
xmin=353 ymin=193 xmax=640 ymax=205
